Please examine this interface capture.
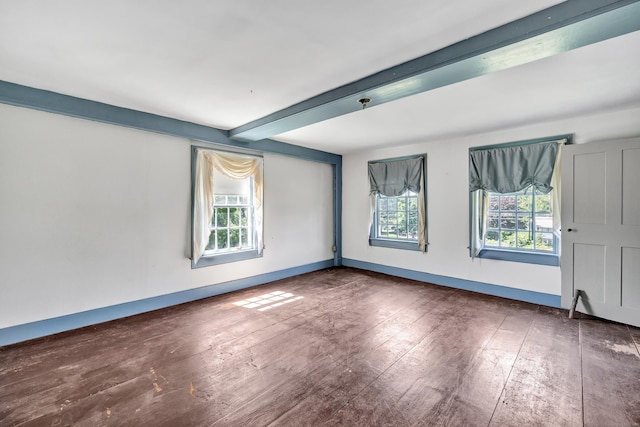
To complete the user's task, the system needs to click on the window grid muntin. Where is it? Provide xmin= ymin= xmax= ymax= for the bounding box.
xmin=206 ymin=194 xmax=255 ymax=254
xmin=485 ymin=188 xmax=554 ymax=253
xmin=375 ymin=190 xmax=419 ymax=241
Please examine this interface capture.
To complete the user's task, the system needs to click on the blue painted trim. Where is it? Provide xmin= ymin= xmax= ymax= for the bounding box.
xmin=229 ymin=0 xmax=640 ymax=141
xmin=369 ymin=238 xmax=420 ymax=251
xmin=0 ymin=260 xmax=334 ymax=347
xmin=333 ymin=160 xmax=343 ymax=266
xmin=194 ymin=249 xmax=263 ymax=268
xmin=477 ymin=249 xmax=560 ymax=266
xmin=0 ymin=80 xmax=341 ymax=166
xmin=342 ymin=258 xmax=561 ymax=308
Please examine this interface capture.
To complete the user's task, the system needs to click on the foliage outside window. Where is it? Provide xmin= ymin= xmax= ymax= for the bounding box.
xmin=485 ymin=189 xmax=555 ymax=252
xmin=374 ymin=191 xmax=419 ymax=241
xmin=206 ymin=192 xmax=255 ymax=254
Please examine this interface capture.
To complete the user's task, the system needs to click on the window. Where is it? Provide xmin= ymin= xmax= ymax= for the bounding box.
xmin=205 ymin=177 xmax=255 ymax=255
xmin=368 ymin=155 xmax=427 ymax=251
xmin=469 ymin=135 xmax=570 ymax=266
xmin=192 ymin=147 xmax=263 ymax=268
xmin=374 ymin=191 xmax=419 ymax=240
xmin=485 ymin=189 xmax=555 ymax=252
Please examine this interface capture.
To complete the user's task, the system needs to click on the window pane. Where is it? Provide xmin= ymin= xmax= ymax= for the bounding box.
xmin=214 ymin=195 xmax=226 ymax=204
xmin=500 ymin=213 xmax=516 ymax=230
xmin=227 ymin=195 xmax=238 ymax=204
xmin=517 ymin=231 xmax=534 ymax=249
xmin=536 ymin=193 xmax=551 ymax=212
xmin=240 ymin=208 xmax=249 ymax=226
xmin=489 ymin=196 xmax=499 ymax=211
xmin=378 ymin=197 xmax=386 ymax=211
xmin=500 ymin=231 xmax=516 ymax=247
xmin=500 ymin=196 xmax=516 ymax=211
xmin=486 ymin=230 xmax=499 ymax=246
xmin=517 ymin=214 xmax=531 ymax=231
xmin=216 ymin=208 xmax=228 ymax=227
xmin=387 ymin=213 xmax=397 ymax=228
xmin=229 ymin=208 xmax=240 ymax=226
xmin=239 ymin=196 xmax=249 ymax=205
xmin=229 ymin=229 xmax=240 ymax=248
xmin=217 ymin=229 xmax=228 ymax=249
xmin=241 ymin=228 xmax=249 ymax=247
xmin=536 ymin=233 xmax=554 ymax=251
xmin=517 ymin=194 xmax=533 ymax=211
xmin=488 ymin=213 xmax=499 ymax=229
xmin=409 ymin=197 xmax=418 ymax=210
xmin=535 ymin=215 xmax=553 ymax=232
xmin=206 ymin=231 xmax=216 ymax=250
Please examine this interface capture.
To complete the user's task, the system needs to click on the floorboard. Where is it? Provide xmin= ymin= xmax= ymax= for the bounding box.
xmin=1 ymin=267 xmax=639 ymax=426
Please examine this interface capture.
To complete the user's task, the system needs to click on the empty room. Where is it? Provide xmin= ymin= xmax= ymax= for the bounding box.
xmin=1 ymin=1 xmax=640 ymax=426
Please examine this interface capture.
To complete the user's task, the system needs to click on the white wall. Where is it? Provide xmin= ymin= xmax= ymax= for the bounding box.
xmin=0 ymin=104 xmax=334 ymax=329
xmin=342 ymin=106 xmax=640 ymax=296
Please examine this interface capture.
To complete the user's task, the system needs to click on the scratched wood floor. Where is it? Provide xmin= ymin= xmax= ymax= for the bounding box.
xmin=1 ymin=267 xmax=640 ymax=426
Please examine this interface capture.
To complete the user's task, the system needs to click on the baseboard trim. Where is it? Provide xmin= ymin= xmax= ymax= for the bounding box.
xmin=342 ymin=258 xmax=561 ymax=308
xmin=0 ymin=259 xmax=334 ymax=347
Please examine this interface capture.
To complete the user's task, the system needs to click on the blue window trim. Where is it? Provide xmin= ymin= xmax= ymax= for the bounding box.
xmin=369 ymin=237 xmax=420 ymax=251
xmin=193 ymin=249 xmax=262 ymax=268
xmin=476 ymin=248 xmax=559 ymax=266
xmin=368 ymin=154 xmax=427 ymax=252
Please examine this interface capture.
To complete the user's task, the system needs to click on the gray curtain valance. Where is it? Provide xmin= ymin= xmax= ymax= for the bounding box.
xmin=469 ymin=141 xmax=559 ymax=194
xmin=369 ymin=157 xmax=423 ymax=197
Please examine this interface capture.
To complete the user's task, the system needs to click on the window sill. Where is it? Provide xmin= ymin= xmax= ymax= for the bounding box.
xmin=369 ymin=238 xmax=421 ymax=252
xmin=476 ymin=248 xmax=558 ymax=266
xmin=192 ymin=249 xmax=262 ymax=268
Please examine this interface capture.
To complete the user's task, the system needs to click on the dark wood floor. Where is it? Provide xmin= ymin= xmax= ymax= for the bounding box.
xmin=1 ymin=267 xmax=639 ymax=426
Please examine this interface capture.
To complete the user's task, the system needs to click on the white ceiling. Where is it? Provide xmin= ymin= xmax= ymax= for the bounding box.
xmin=1 ymin=0 xmax=639 ymax=154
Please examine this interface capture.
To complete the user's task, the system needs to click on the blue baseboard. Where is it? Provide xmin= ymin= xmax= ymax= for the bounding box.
xmin=342 ymin=258 xmax=561 ymax=308
xmin=0 ymin=260 xmax=334 ymax=347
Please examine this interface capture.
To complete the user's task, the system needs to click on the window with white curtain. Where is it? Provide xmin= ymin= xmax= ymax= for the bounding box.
xmin=368 ymin=155 xmax=427 ymax=252
xmin=468 ymin=135 xmax=569 ymax=266
xmin=192 ymin=146 xmax=263 ymax=268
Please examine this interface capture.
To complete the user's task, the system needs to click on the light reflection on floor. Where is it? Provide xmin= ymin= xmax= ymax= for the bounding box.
xmin=233 ymin=291 xmax=304 ymax=311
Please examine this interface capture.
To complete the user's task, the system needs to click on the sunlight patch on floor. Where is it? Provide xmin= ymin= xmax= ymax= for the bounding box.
xmin=233 ymin=291 xmax=304 ymax=311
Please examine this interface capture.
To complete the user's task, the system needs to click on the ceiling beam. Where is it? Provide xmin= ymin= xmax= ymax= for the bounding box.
xmin=230 ymin=0 xmax=640 ymax=142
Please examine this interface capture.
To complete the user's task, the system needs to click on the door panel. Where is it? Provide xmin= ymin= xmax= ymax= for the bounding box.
xmin=622 ymin=148 xmax=640 ymax=226
xmin=573 ymin=152 xmax=606 ymax=224
xmin=562 ymin=137 xmax=640 ymax=327
xmin=573 ymin=244 xmax=606 ymax=305
xmin=621 ymin=247 xmax=640 ymax=310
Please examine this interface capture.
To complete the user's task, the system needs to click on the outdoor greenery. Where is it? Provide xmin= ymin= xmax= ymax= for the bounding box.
xmin=376 ymin=191 xmax=419 ymax=240
xmin=206 ymin=195 xmax=252 ymax=252
xmin=485 ymin=188 xmax=554 ymax=252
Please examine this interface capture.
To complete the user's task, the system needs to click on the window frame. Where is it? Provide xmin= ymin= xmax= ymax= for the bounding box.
xmin=469 ymin=135 xmax=572 ymax=267
xmin=205 ymin=187 xmax=256 ymax=255
xmin=191 ymin=146 xmax=263 ymax=269
xmin=368 ymin=154 xmax=427 ymax=252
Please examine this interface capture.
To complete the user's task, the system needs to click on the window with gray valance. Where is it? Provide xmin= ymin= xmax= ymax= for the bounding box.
xmin=368 ymin=155 xmax=427 ymax=252
xmin=469 ymin=141 xmax=558 ymax=194
xmin=369 ymin=157 xmax=423 ymax=197
xmin=469 ymin=137 xmax=566 ymax=260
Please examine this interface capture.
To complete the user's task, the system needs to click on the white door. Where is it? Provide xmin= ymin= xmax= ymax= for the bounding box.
xmin=561 ymin=137 xmax=640 ymax=327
